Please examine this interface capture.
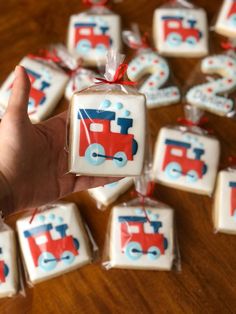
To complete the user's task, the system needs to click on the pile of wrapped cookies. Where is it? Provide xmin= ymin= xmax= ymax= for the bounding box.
xmin=1 ymin=0 xmax=236 ymax=299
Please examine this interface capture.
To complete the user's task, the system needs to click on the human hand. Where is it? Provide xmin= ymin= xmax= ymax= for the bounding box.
xmin=0 ymin=66 xmax=117 ymax=215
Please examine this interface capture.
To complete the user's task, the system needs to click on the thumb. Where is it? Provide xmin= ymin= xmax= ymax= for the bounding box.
xmin=5 ymin=65 xmax=31 ymax=121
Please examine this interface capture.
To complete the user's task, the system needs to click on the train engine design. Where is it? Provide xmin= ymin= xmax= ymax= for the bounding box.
xmin=0 ymin=248 xmax=9 ymax=284
xmin=77 ymin=109 xmax=138 ymax=167
xmin=162 ymin=139 xmax=207 ymax=182
xmin=8 ymin=68 xmax=50 ymax=115
xmin=118 ymin=214 xmax=168 ymax=260
xmin=162 ymin=16 xmax=202 ymax=46
xmin=227 ymin=0 xmax=236 ymax=25
xmin=229 ymin=181 xmax=236 ymax=217
xmin=23 ymin=223 xmax=80 ymax=272
xmin=74 ymin=22 xmax=112 ymax=54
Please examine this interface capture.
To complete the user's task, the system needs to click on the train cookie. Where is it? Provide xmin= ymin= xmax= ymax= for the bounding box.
xmin=215 ymin=0 xmax=236 ymax=38
xmin=69 ymin=91 xmax=146 ymax=177
xmin=153 ymin=8 xmax=208 ymax=57
xmin=152 ymin=127 xmax=220 ymax=195
xmin=17 ymin=202 xmax=92 ymax=284
xmin=88 ymin=177 xmax=133 ymax=206
xmin=67 ymin=13 xmax=121 ymax=66
xmin=0 ymin=226 xmax=18 ymax=298
xmin=127 ymin=51 xmax=180 ymax=108
xmin=108 ymin=205 xmax=174 ymax=270
xmin=214 ymin=169 xmax=236 ymax=234
xmin=186 ymin=54 xmax=236 ymax=116
xmin=0 ymin=57 xmax=68 ymax=123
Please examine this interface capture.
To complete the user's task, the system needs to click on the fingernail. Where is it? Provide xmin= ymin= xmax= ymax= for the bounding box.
xmin=14 ymin=65 xmax=21 ymax=77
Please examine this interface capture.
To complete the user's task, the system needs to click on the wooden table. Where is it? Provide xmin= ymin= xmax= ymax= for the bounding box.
xmin=0 ymin=0 xmax=236 ymax=313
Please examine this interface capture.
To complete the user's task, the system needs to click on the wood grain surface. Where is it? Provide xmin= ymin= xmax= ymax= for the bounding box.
xmin=0 ymin=0 xmax=236 ymax=313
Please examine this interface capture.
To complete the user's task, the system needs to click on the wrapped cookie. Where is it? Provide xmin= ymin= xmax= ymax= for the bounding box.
xmin=153 ymin=0 xmax=208 ymax=57
xmin=0 ymin=219 xmax=18 ymax=299
xmin=152 ymin=106 xmax=220 ymax=196
xmin=214 ymin=159 xmax=236 ymax=234
xmin=68 ymin=50 xmax=147 ymax=177
xmin=16 ymin=202 xmax=93 ymax=284
xmin=215 ymin=0 xmax=236 ymax=38
xmin=123 ymin=26 xmax=181 ymax=109
xmin=0 ymin=50 xmax=69 ymax=123
xmin=67 ymin=0 xmax=122 ymax=67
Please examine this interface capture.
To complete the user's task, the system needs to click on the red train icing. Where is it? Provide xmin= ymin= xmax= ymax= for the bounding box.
xmin=227 ymin=0 xmax=236 ymax=21
xmin=23 ymin=223 xmax=79 ymax=271
xmin=162 ymin=16 xmax=202 ymax=45
xmin=77 ymin=109 xmax=138 ymax=167
xmin=229 ymin=181 xmax=236 ymax=217
xmin=74 ymin=23 xmax=111 ymax=51
xmin=118 ymin=215 xmax=168 ymax=260
xmin=0 ymin=260 xmax=6 ymax=283
xmin=162 ymin=139 xmax=207 ymax=181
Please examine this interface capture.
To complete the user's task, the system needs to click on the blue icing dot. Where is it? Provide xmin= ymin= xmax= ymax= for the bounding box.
xmin=151 ymin=214 xmax=159 ymax=220
xmin=101 ymin=99 xmax=111 ymax=108
xmin=57 ymin=217 xmax=63 ymax=224
xmin=123 ymin=110 xmax=130 ymax=117
xmin=37 ymin=215 xmax=45 ymax=223
xmin=48 ymin=213 xmax=55 ymax=221
xmin=115 ymin=102 xmax=123 ymax=110
xmin=135 ymin=208 xmax=143 ymax=215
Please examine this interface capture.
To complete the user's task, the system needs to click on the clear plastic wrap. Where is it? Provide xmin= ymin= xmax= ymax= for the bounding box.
xmin=123 ymin=25 xmax=181 ymax=109
xmin=152 ymin=105 xmax=220 ymax=196
xmin=214 ymin=0 xmax=236 ymax=39
xmin=152 ymin=0 xmax=209 ymax=57
xmin=68 ymin=50 xmax=148 ymax=177
xmin=16 ymin=201 xmax=95 ymax=285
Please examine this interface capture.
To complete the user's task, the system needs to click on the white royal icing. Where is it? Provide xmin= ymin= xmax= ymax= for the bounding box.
xmin=215 ymin=0 xmax=236 ymax=38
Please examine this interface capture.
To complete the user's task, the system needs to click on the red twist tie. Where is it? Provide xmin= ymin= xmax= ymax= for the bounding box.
xmin=177 ymin=116 xmax=213 ymax=133
xmin=28 ymin=49 xmax=62 ymax=64
xmin=221 ymin=40 xmax=236 ymax=52
xmin=228 ymin=156 xmax=236 ymax=166
xmin=83 ymin=0 xmax=108 ymax=7
xmin=29 ymin=208 xmax=39 ymax=224
xmin=95 ymin=63 xmax=137 ymax=86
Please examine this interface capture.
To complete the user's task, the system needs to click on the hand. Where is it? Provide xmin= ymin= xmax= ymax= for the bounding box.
xmin=0 ymin=66 xmax=117 ymax=215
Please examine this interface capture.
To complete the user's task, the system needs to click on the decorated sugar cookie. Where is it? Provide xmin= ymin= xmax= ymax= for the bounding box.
xmin=0 ymin=57 xmax=68 ymax=123
xmin=153 ymin=127 xmax=220 ymax=195
xmin=186 ymin=54 xmax=236 ymax=116
xmin=17 ymin=202 xmax=92 ymax=284
xmin=108 ymin=205 xmax=174 ymax=270
xmin=0 ymin=226 xmax=18 ymax=298
xmin=153 ymin=8 xmax=208 ymax=57
xmin=69 ymin=91 xmax=146 ymax=177
xmin=214 ymin=169 xmax=236 ymax=234
xmin=67 ymin=13 xmax=121 ymax=66
xmin=215 ymin=0 xmax=236 ymax=38
xmin=127 ymin=51 xmax=180 ymax=108
xmin=88 ymin=177 xmax=133 ymax=206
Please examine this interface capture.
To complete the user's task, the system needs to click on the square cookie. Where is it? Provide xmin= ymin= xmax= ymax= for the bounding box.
xmin=108 ymin=205 xmax=174 ymax=270
xmin=69 ymin=90 xmax=146 ymax=177
xmin=88 ymin=177 xmax=133 ymax=206
xmin=152 ymin=127 xmax=220 ymax=195
xmin=153 ymin=8 xmax=208 ymax=57
xmin=17 ymin=202 xmax=92 ymax=284
xmin=214 ymin=170 xmax=236 ymax=234
xmin=0 ymin=226 xmax=18 ymax=298
xmin=67 ymin=13 xmax=121 ymax=66
xmin=0 ymin=57 xmax=69 ymax=123
xmin=215 ymin=0 xmax=236 ymax=38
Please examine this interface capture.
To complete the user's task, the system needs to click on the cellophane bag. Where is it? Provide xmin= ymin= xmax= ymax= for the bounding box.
xmin=67 ymin=0 xmax=122 ymax=67
xmin=15 ymin=201 xmax=96 ymax=285
xmin=123 ymin=25 xmax=181 ymax=109
xmin=68 ymin=50 xmax=148 ymax=177
xmin=152 ymin=105 xmax=220 ymax=196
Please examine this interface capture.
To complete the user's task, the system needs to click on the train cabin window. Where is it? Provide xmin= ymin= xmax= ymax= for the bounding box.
xmin=127 ymin=225 xmax=139 ymax=234
xmin=35 ymin=235 xmax=48 ymax=245
xmin=79 ymin=28 xmax=92 ymax=36
xmin=170 ymin=148 xmax=183 ymax=157
xmin=167 ymin=21 xmax=180 ymax=29
xmin=90 ymin=123 xmax=103 ymax=132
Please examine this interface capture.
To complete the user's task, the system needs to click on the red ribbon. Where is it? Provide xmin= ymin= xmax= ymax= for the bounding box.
xmin=28 ymin=49 xmax=62 ymax=64
xmin=129 ymin=32 xmax=151 ymax=50
xmin=83 ymin=0 xmax=108 ymax=7
xmin=95 ymin=63 xmax=137 ymax=86
xmin=177 ymin=116 xmax=209 ymax=127
xmin=229 ymin=156 xmax=236 ymax=166
xmin=221 ymin=41 xmax=236 ymax=52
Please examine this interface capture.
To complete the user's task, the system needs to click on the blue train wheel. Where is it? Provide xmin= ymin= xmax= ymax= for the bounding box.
xmin=38 ymin=252 xmax=57 ymax=271
xmin=202 ymin=164 xmax=208 ymax=175
xmin=61 ymin=251 xmax=75 ymax=265
xmin=28 ymin=97 xmax=35 ymax=108
xmin=164 ymin=237 xmax=168 ymax=250
xmin=132 ymin=139 xmax=138 ymax=155
xmin=165 ymin=162 xmax=182 ymax=180
xmin=73 ymin=238 xmax=80 ymax=251
xmin=186 ymin=36 xmax=197 ymax=45
xmin=96 ymin=44 xmax=107 ymax=54
xmin=229 ymin=14 xmax=236 ymax=26
xmin=113 ymin=152 xmax=127 ymax=167
xmin=76 ymin=39 xmax=92 ymax=54
xmin=125 ymin=242 xmax=142 ymax=260
xmin=85 ymin=144 xmax=106 ymax=165
xmin=166 ymin=32 xmax=182 ymax=46
xmin=147 ymin=246 xmax=161 ymax=260
xmin=186 ymin=170 xmax=199 ymax=183
xmin=4 ymin=263 xmax=9 ymax=277
xmin=39 ymin=96 xmax=46 ymax=105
